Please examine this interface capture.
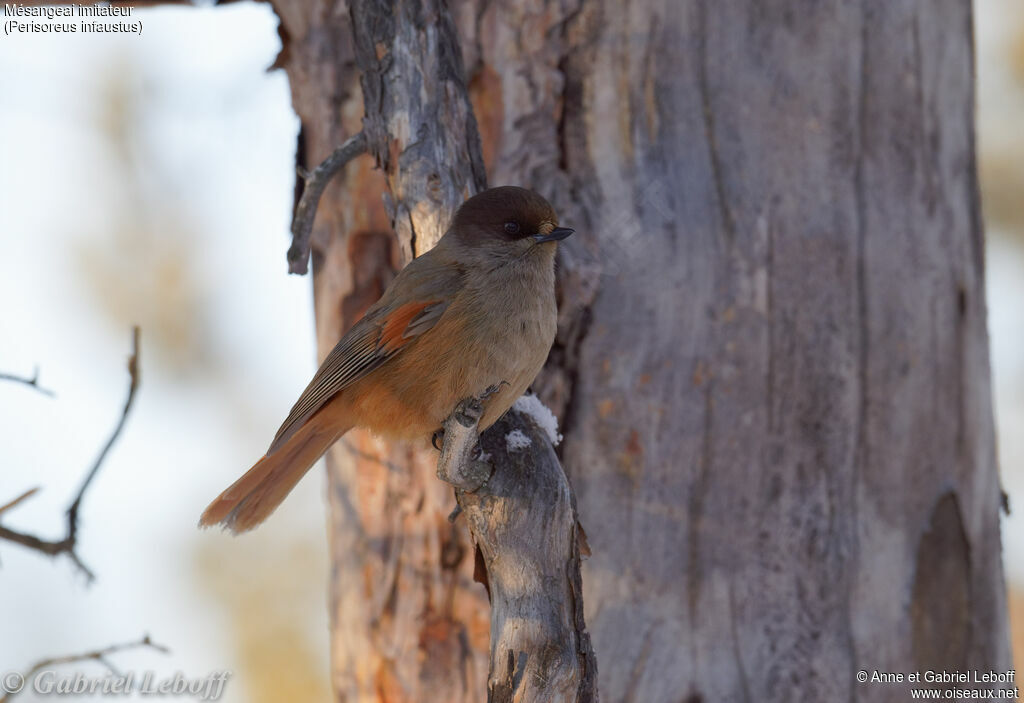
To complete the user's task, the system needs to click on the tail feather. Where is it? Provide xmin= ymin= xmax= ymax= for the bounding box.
xmin=199 ymin=412 xmax=345 ymax=534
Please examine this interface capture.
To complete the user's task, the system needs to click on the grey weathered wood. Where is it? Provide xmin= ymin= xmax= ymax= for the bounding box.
xmin=273 ymin=0 xmax=1010 ymax=701
xmin=452 ymin=1 xmax=1009 ymax=701
xmin=460 ymin=411 xmax=596 ymax=703
xmin=438 ymin=398 xmax=598 ymax=703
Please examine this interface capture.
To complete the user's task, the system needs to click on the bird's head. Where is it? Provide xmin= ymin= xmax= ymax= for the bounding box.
xmin=448 ymin=186 xmax=573 ymax=263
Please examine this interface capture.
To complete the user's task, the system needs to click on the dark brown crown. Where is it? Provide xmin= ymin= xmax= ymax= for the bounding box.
xmin=451 ymin=186 xmax=558 ymax=242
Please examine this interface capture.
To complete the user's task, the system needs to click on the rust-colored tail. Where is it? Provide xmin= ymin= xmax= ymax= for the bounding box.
xmin=199 ymin=411 xmax=346 ymax=534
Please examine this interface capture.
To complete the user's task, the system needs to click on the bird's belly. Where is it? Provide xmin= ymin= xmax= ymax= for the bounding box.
xmin=447 ymin=299 xmax=555 ymax=428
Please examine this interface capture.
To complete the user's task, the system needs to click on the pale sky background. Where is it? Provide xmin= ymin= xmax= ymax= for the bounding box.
xmin=0 ymin=4 xmax=326 ymax=701
xmin=0 ymin=3 xmax=1022 ymax=702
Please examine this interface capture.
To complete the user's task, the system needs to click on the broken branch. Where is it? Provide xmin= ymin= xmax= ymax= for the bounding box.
xmin=287 ymin=131 xmax=368 ymax=275
xmin=437 ymin=396 xmax=598 ymax=703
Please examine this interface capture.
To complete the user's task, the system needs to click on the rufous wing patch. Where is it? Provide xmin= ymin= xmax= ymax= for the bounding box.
xmin=379 ymin=300 xmax=447 ymax=353
xmin=268 ymin=299 xmax=450 ymax=454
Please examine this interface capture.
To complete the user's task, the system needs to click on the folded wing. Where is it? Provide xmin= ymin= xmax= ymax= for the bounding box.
xmin=268 ymin=254 xmax=462 ymax=453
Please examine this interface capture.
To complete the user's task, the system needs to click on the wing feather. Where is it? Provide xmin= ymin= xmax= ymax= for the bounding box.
xmin=401 ymin=301 xmax=448 ymax=339
xmin=268 ymin=298 xmax=452 ymax=453
xmin=267 ymin=248 xmax=464 ymax=453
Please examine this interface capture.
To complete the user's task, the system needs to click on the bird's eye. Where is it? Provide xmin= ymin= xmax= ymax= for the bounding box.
xmin=504 ymin=221 xmax=521 ymax=236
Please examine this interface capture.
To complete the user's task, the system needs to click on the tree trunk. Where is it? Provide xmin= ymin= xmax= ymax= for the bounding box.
xmin=272 ymin=0 xmax=1010 ymax=701
xmin=272 ymin=3 xmax=493 ymax=701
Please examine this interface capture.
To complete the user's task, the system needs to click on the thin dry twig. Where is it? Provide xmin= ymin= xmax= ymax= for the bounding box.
xmin=0 ymin=327 xmax=141 ymax=583
xmin=0 ymin=488 xmax=40 ymax=519
xmin=0 ymin=634 xmax=169 ymax=703
xmin=287 ymin=131 xmax=368 ymax=275
xmin=0 ymin=368 xmax=55 ymax=397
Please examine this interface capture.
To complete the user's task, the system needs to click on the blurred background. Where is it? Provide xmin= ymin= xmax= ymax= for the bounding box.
xmin=978 ymin=0 xmax=1024 ymax=667
xmin=0 ymin=2 xmax=1022 ymax=701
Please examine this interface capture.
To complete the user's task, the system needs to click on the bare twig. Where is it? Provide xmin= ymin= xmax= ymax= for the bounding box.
xmin=0 ymin=634 xmax=169 ymax=703
xmin=0 ymin=327 xmax=141 ymax=582
xmin=287 ymin=132 xmax=368 ymax=275
xmin=67 ymin=327 xmax=140 ymax=536
xmin=0 ymin=368 xmax=55 ymax=397
xmin=0 ymin=488 xmax=40 ymax=519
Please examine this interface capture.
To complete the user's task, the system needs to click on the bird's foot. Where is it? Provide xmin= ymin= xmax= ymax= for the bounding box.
xmin=452 ymin=396 xmax=484 ymax=428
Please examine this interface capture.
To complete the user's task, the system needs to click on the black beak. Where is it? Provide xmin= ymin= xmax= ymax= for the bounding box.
xmin=532 ymin=227 xmax=574 ymax=243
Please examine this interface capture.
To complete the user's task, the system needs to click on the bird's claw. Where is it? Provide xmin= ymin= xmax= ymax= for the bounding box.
xmin=479 ymin=380 xmax=509 ymax=401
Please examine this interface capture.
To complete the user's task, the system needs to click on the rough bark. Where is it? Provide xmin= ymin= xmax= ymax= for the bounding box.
xmin=437 ymin=397 xmax=597 ymax=702
xmin=348 ymin=0 xmax=488 ymax=261
xmin=462 ymin=1 xmax=1007 ymax=701
xmin=271 ymin=4 xmax=493 ymax=701
xmin=456 ymin=0 xmax=1009 ymax=700
xmin=273 ymin=0 xmax=1009 ymax=701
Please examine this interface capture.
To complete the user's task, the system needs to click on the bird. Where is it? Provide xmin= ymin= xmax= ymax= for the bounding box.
xmin=199 ymin=186 xmax=573 ymax=533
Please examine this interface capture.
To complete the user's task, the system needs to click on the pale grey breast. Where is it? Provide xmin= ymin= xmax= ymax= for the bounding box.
xmin=437 ymin=252 xmax=557 ymax=424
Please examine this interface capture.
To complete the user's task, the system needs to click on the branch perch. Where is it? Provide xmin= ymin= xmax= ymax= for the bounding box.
xmin=287 ymin=131 xmax=368 ymax=275
xmin=438 ymin=397 xmax=598 ymax=703
xmin=0 ymin=327 xmax=141 ymax=582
